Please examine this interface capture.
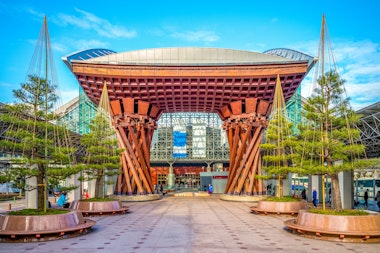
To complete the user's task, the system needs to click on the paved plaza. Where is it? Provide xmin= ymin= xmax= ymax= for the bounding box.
xmin=0 ymin=195 xmax=379 ymax=253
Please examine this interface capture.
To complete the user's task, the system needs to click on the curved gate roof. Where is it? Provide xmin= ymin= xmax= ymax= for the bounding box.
xmin=63 ymin=47 xmax=316 ymax=116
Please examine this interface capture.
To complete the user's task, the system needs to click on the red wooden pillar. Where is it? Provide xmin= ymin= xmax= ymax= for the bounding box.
xmin=111 ymin=98 xmax=160 ymax=195
xmin=220 ymin=98 xmax=270 ymax=195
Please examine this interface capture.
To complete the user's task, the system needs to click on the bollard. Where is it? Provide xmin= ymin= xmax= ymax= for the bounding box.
xmin=7 ymin=203 xmax=11 ymax=211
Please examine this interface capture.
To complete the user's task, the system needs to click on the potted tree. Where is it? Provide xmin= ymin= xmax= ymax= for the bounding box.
xmin=0 ymin=17 xmax=95 ymax=242
xmin=71 ymin=87 xmax=128 ymax=216
xmin=0 ymin=75 xmax=95 ymax=242
xmin=284 ymin=15 xmax=380 ymax=242
xmin=251 ymin=75 xmax=308 ymax=215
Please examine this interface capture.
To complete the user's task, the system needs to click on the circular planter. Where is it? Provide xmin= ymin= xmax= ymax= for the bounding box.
xmin=220 ymin=194 xmax=266 ymax=202
xmin=112 ymin=194 xmax=161 ymax=202
xmin=0 ymin=210 xmax=95 ymax=242
xmin=284 ymin=210 xmax=380 ymax=242
xmin=71 ymin=200 xmax=129 ymax=216
xmin=251 ymin=199 xmax=308 ymax=215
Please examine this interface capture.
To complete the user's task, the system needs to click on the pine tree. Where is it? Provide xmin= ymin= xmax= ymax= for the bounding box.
xmin=0 ymin=75 xmax=77 ymax=211
xmin=296 ymin=71 xmax=372 ymax=211
xmin=261 ymin=76 xmax=300 ymax=198
xmin=77 ymin=112 xmax=122 ymax=199
xmin=261 ymin=114 xmax=300 ymax=198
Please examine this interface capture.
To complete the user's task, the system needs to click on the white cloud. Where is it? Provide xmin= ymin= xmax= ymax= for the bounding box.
xmin=294 ymin=39 xmax=380 ymax=110
xmin=26 ymin=7 xmax=45 ymax=19
xmin=56 ymin=13 xmax=91 ymax=29
xmin=74 ymin=39 xmax=109 ymax=51
xmin=51 ymin=42 xmax=67 ymax=53
xmin=57 ymin=88 xmax=79 ymax=105
xmin=55 ymin=8 xmax=136 ymax=39
xmin=345 ymin=81 xmax=380 ymax=102
xmin=0 ymin=82 xmax=13 ymax=87
xmin=170 ymin=30 xmax=219 ymax=43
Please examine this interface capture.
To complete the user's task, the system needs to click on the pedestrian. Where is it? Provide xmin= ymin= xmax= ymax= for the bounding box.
xmin=364 ymin=189 xmax=369 ymax=208
xmin=328 ymin=188 xmax=331 ymax=204
xmin=266 ymin=184 xmax=272 ymax=195
xmin=301 ymin=189 xmax=306 ymax=200
xmin=312 ymin=188 xmax=318 ymax=207
xmin=57 ymin=192 xmax=70 ymax=208
xmin=83 ymin=189 xmax=89 ymax=199
xmin=208 ymin=184 xmax=213 ymax=194
xmin=376 ymin=190 xmax=380 ymax=211
xmin=160 ymin=184 xmax=163 ymax=193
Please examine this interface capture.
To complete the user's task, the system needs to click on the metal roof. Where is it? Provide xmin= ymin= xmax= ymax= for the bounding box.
xmin=357 ymin=101 xmax=380 ymax=116
xmin=356 ymin=101 xmax=380 ymax=158
xmin=65 ymin=47 xmax=313 ymax=67
xmin=62 ymin=48 xmax=116 ymax=71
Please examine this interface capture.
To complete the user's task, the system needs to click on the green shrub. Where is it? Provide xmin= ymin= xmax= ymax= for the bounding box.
xmin=9 ymin=208 xmax=69 ymax=215
xmin=80 ymin=198 xmax=116 ymax=202
xmin=265 ymin=196 xmax=300 ymax=202
xmin=308 ymin=209 xmax=369 ymax=216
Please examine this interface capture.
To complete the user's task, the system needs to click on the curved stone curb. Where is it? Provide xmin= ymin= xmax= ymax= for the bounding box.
xmin=71 ymin=200 xmax=129 ymax=217
xmin=220 ymin=194 xmax=266 ymax=202
xmin=0 ymin=211 xmax=95 ymax=242
xmin=111 ymin=194 xmax=161 ymax=202
xmin=251 ymin=200 xmax=308 ymax=215
xmin=284 ymin=210 xmax=380 ymax=243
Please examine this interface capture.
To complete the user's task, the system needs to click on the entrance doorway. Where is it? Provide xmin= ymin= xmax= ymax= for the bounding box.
xmin=175 ymin=173 xmax=200 ymax=191
xmin=157 ymin=174 xmax=167 ymax=188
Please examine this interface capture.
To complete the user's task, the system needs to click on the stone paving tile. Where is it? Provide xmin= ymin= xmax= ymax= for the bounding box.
xmin=0 ymin=195 xmax=379 ymax=253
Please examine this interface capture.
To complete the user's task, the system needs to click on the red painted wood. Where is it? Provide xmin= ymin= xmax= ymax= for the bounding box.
xmin=110 ymin=100 xmax=122 ymax=115
xmin=122 ymin=97 xmax=134 ymax=114
xmin=245 ymin=98 xmax=258 ymax=113
xmin=230 ymin=101 xmax=242 ymax=115
xmin=73 ymin=63 xmax=308 ymax=114
xmin=138 ymin=100 xmax=150 ymax=115
xmin=257 ymin=100 xmax=270 ymax=116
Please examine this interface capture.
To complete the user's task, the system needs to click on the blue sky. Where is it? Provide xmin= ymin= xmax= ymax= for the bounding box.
xmin=0 ymin=0 xmax=379 ymax=110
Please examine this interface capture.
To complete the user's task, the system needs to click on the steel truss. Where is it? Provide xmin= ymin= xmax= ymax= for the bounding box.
xmin=357 ymin=102 xmax=380 ymax=158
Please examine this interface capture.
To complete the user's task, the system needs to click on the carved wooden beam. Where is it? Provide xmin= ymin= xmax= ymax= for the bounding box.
xmin=223 ymin=98 xmax=269 ymax=195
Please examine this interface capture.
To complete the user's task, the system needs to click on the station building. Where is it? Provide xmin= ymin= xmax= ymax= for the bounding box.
xmin=61 ymin=47 xmax=314 ymax=194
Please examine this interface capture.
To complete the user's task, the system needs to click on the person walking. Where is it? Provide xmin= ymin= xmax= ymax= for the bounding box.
xmin=364 ymin=189 xmax=369 ymax=208
xmin=208 ymin=184 xmax=213 ymax=194
xmin=312 ymin=188 xmax=318 ymax=207
xmin=376 ymin=190 xmax=380 ymax=211
xmin=328 ymin=188 xmax=332 ymax=204
xmin=301 ymin=189 xmax=306 ymax=200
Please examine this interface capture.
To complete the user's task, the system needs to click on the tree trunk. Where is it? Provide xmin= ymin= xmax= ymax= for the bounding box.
xmin=37 ymin=164 xmax=45 ymax=211
xmin=95 ymin=174 xmax=104 ymax=199
xmin=330 ymin=173 xmax=342 ymax=211
xmin=277 ymin=175 xmax=283 ymax=198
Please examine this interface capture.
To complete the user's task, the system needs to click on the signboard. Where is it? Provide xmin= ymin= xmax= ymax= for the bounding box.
xmin=212 ymin=176 xmax=228 ymax=179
